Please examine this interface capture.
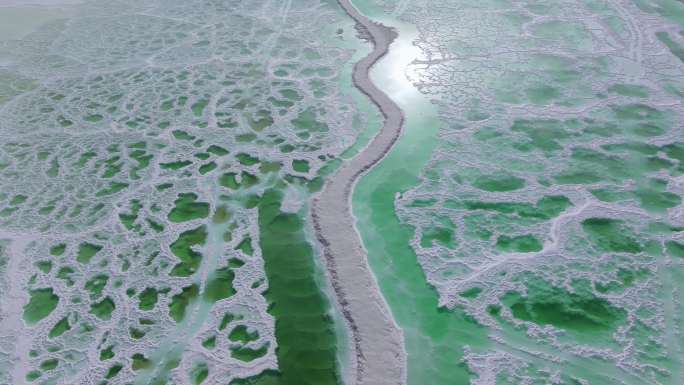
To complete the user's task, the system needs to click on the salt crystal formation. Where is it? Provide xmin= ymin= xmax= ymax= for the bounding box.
xmin=381 ymin=0 xmax=684 ymax=383
xmin=0 ymin=0 xmax=365 ymax=384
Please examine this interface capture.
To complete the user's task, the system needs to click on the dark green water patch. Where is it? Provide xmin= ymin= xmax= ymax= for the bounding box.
xmin=156 ymin=183 xmax=173 ymax=191
xmin=96 ymin=182 xmax=129 ymax=197
xmin=100 ymin=346 xmax=115 ymax=361
xmin=662 ymin=142 xmax=684 ymax=167
xmin=460 ymin=195 xmax=571 ymax=220
xmin=292 ymin=159 xmax=310 ymax=173
xmin=472 ymin=174 xmax=525 ymax=192
xmin=172 ymin=130 xmax=195 ymax=141
xmin=581 ymin=218 xmax=642 ymax=253
xmin=459 ymin=287 xmax=483 ymax=299
xmin=203 ymin=266 xmax=236 ymax=302
xmin=56 ymin=266 xmax=75 ymax=286
xmin=213 ymin=206 xmax=231 ymax=224
xmin=105 ymin=363 xmax=123 ymax=379
xmin=199 ymin=162 xmax=217 ymax=175
xmin=84 ymin=274 xmax=109 ymax=299
xmin=40 ymin=359 xmax=58 ymax=371
xmin=656 ymin=31 xmax=684 ymax=63
xmin=191 ymin=361 xmax=209 ymax=384
xmin=119 ymin=199 xmax=142 ymax=230
xmin=607 ymin=84 xmax=649 ymax=98
xmin=236 ymin=189 xmax=338 ymax=385
xmin=26 ymin=370 xmax=41 ymax=382
xmin=168 ymin=193 xmax=210 ymax=223
xmin=236 ymin=153 xmax=260 ymax=166
xmin=207 ymin=145 xmax=229 ymax=156
xmin=511 ymin=119 xmax=572 ymax=153
xmin=219 ymin=312 xmax=238 ymax=331
xmin=48 ymin=316 xmax=70 ymax=338
xmin=230 ymin=343 xmax=269 ymax=363
xmin=129 ymin=327 xmax=146 ymax=339
xmin=169 ymin=225 xmax=207 ymax=277
xmin=596 ymin=268 xmax=650 ymax=293
xmin=219 ymin=172 xmax=239 ymax=189
xmin=147 ymin=218 xmax=165 ymax=233
xmin=191 ymin=99 xmax=209 ymax=117
xmin=90 ymin=297 xmax=115 ymax=320
xmin=601 ymin=141 xmax=659 ymax=155
xmin=630 ymin=122 xmax=665 ymax=137
xmin=634 ymin=181 xmax=681 ymax=213
xmin=84 ymin=114 xmax=103 ymax=123
xmin=565 ymin=147 xmax=634 ymax=181
xmin=291 ymin=108 xmax=328 ymax=133
xmin=237 ymin=133 xmax=258 ymax=142
xmin=241 ymin=172 xmax=259 ymax=188
xmin=219 ymin=171 xmax=258 ymax=190
xmin=169 ymin=284 xmax=199 ymax=322
xmin=496 ymin=234 xmax=543 ymax=253
xmin=132 ymin=353 xmax=152 ymax=371
xmin=236 ymin=237 xmax=254 ymax=256
xmin=245 ymin=110 xmax=274 ymax=131
xmin=129 ymin=149 xmax=154 ymax=180
xmin=228 ymin=325 xmax=259 ymax=343
xmin=202 ymin=335 xmax=216 ymax=349
xmin=160 ymin=160 xmax=193 ymax=170
xmin=279 ymin=89 xmax=302 ymax=101
xmin=76 ymin=242 xmax=103 ymax=264
xmin=10 ymin=194 xmax=27 ymax=205
xmin=50 ymin=243 xmax=66 ymax=256
xmin=138 ymin=287 xmax=159 ymax=310
xmin=420 ymin=226 xmax=455 ymax=248
xmin=666 ymin=240 xmax=684 ymax=258
xmin=503 ymin=278 xmax=626 ymax=334
xmin=23 ymin=288 xmax=59 ymax=325
xmin=553 ymin=170 xmax=603 ymax=184
xmin=35 ymin=260 xmax=52 ymax=274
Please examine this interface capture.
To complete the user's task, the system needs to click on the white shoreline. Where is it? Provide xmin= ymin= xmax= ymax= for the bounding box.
xmin=311 ymin=1 xmax=407 ymax=384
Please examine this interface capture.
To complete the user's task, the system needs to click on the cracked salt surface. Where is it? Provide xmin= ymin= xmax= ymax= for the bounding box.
xmin=370 ymin=0 xmax=684 ymax=383
xmin=0 ymin=0 xmax=369 ymax=383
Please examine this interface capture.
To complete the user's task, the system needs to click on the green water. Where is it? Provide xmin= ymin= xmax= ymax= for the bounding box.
xmin=169 ymin=225 xmax=208 ymax=277
xmin=245 ymin=188 xmax=338 ymax=385
xmin=48 ymin=317 xmax=70 ymax=339
xmin=167 ymin=193 xmax=210 ymax=223
xmin=349 ymin=1 xmax=684 ymax=384
xmin=349 ymin=2 xmax=490 ymax=383
xmin=503 ymin=278 xmax=627 ymax=334
xmin=23 ymin=288 xmax=59 ymax=325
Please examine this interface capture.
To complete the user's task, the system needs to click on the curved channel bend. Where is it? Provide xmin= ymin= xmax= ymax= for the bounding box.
xmin=311 ymin=1 xmax=407 ymax=384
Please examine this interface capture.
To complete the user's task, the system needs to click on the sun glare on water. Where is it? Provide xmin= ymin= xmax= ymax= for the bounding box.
xmin=372 ymin=20 xmax=425 ymax=105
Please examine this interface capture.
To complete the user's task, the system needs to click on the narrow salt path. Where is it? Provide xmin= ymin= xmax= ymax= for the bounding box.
xmin=311 ymin=1 xmax=407 ymax=384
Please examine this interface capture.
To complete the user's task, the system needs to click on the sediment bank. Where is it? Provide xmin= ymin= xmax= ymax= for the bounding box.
xmin=311 ymin=1 xmax=407 ymax=384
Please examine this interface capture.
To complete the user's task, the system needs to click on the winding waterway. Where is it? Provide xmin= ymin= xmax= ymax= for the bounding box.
xmin=311 ymin=1 xmax=406 ymax=384
xmin=332 ymin=1 xmax=492 ymax=384
xmin=315 ymin=1 xmax=490 ymax=384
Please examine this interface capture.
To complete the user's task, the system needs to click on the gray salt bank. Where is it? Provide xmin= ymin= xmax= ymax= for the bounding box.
xmin=321 ymin=0 xmax=495 ymax=384
xmin=311 ymin=0 xmax=407 ymax=384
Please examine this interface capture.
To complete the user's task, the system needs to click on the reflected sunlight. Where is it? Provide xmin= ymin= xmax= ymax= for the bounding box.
xmin=371 ymin=19 xmax=425 ymax=105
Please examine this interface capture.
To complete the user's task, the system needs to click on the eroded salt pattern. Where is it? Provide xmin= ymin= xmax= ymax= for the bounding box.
xmin=0 ymin=0 xmax=364 ymax=384
xmin=379 ymin=0 xmax=684 ymax=384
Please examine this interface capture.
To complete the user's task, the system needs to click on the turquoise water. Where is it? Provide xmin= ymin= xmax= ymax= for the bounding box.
xmin=350 ymin=2 xmax=490 ymax=384
xmin=354 ymin=0 xmax=684 ymax=384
